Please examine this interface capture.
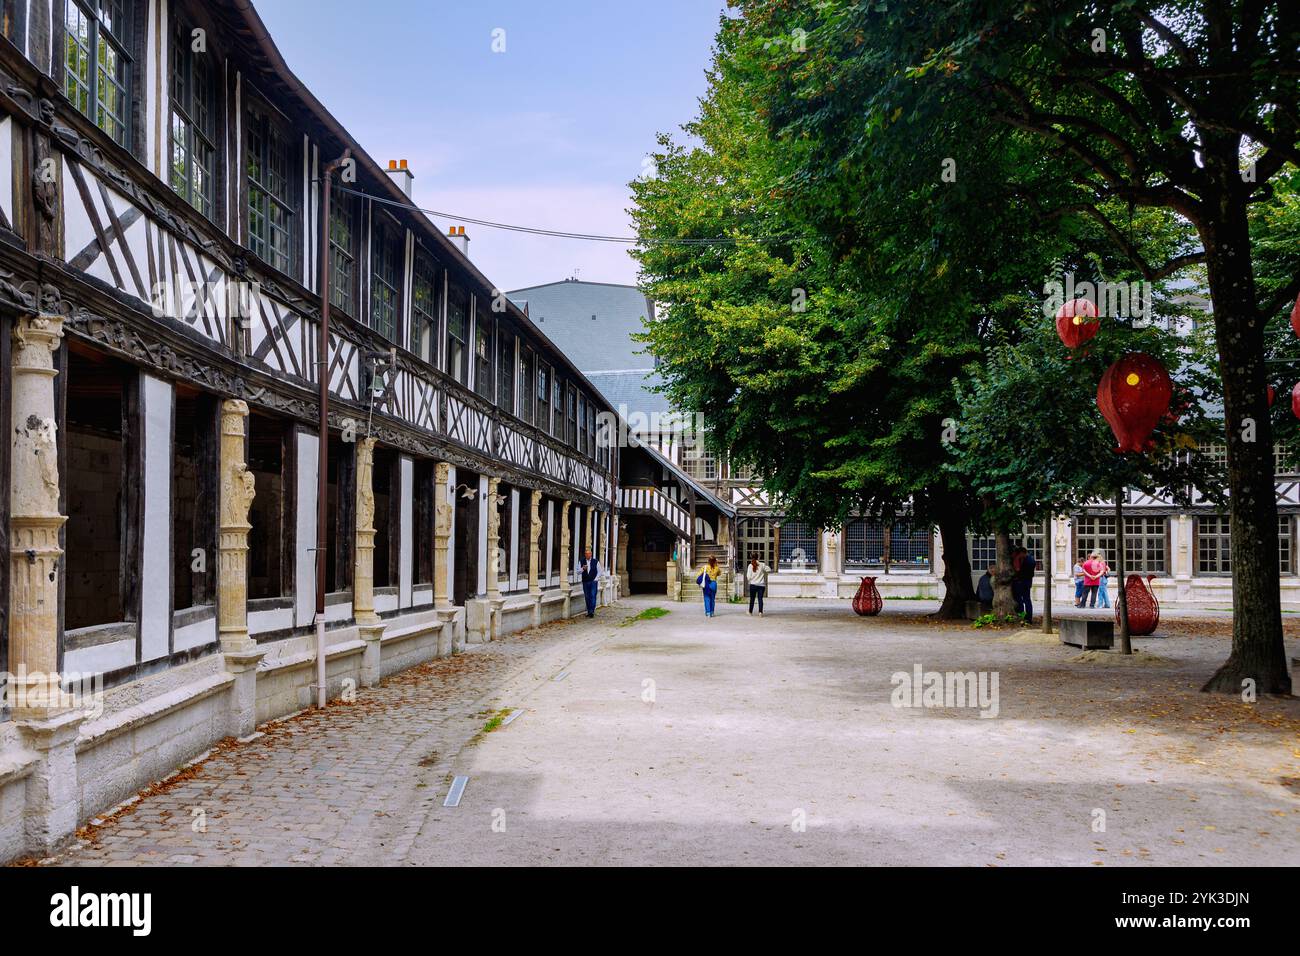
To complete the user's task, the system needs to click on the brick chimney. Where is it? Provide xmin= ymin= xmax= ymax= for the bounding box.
xmin=385 ymin=159 xmax=414 ymax=198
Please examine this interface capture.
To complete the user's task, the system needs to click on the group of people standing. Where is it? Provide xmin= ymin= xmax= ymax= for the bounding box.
xmin=1073 ymin=551 xmax=1111 ymax=608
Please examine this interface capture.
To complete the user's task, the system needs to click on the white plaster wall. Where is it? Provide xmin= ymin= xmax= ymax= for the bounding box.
xmin=65 ymin=637 xmax=137 ymax=677
xmin=444 ymin=465 xmax=456 ymax=602
xmin=249 ymin=606 xmax=294 ymax=634
xmin=0 ymin=117 xmax=13 ymax=227
xmin=399 ymin=456 xmax=414 ymax=608
xmin=141 ymin=374 xmax=173 ymax=663
xmin=173 ymin=614 xmax=217 ymax=653
xmin=295 ymin=431 xmax=319 ymax=627
xmin=477 ymin=474 xmax=488 ymax=596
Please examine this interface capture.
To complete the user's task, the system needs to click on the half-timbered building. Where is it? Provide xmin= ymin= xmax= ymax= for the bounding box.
xmin=0 ymin=0 xmax=619 ymax=861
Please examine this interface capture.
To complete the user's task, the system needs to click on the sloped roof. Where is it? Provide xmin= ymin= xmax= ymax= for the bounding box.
xmin=507 ymin=280 xmax=656 ymax=373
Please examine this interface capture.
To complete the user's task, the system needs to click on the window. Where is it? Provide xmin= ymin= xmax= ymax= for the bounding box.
xmin=737 ymin=518 xmax=776 ymax=570
xmin=683 ymin=447 xmax=718 ymax=480
xmin=566 ymin=384 xmax=577 ymax=446
xmin=889 ymin=521 xmax=931 ymax=568
xmin=1198 ymin=514 xmax=1293 ymax=575
xmin=371 ymin=214 xmax=402 ymax=341
xmin=536 ymin=363 xmax=550 ymax=431
xmin=552 ymin=375 xmax=563 ymax=438
xmin=1276 ymin=443 xmax=1295 ymax=476
xmin=169 ymin=12 xmax=215 ymax=218
xmin=497 ymin=331 xmax=515 ymax=414
xmin=577 ymin=394 xmax=587 ymax=455
xmin=64 ymin=0 xmax=132 ymax=147
xmin=1075 ymin=515 xmax=1166 ymax=574
xmin=968 ymin=535 xmax=998 ymax=571
xmin=1199 ymin=442 xmax=1227 ymax=469
xmin=474 ymin=306 xmax=493 ymax=400
xmin=1196 ymin=516 xmax=1231 ymax=574
xmin=517 ymin=348 xmax=534 ymax=426
xmin=412 ymin=253 xmax=439 ymax=364
xmin=778 ymin=521 xmax=819 ymax=570
xmin=586 ymin=402 xmax=596 ymax=460
xmin=328 ymin=184 xmax=359 ymax=316
xmin=245 ymin=99 xmax=296 ymax=275
xmin=845 ymin=519 xmax=886 ymax=567
xmin=1282 ymin=515 xmax=1294 ymax=575
xmin=1124 ymin=516 xmax=1167 ymax=575
xmin=446 ymin=283 xmax=470 ymax=383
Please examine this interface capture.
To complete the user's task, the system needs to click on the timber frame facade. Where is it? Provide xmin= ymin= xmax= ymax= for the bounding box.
xmin=0 ymin=0 xmax=619 ymax=862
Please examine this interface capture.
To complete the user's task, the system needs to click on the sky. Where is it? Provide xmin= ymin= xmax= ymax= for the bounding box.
xmin=256 ymin=0 xmax=729 ymax=292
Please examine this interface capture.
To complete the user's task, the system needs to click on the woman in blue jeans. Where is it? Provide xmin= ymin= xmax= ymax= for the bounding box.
xmin=697 ymin=557 xmax=722 ymax=617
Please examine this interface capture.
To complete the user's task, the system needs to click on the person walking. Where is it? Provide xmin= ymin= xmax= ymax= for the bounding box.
xmin=744 ymin=555 xmax=771 ymax=616
xmin=580 ymin=547 xmax=601 ymax=617
xmin=1081 ymin=551 xmax=1106 ymax=608
xmin=696 ymin=556 xmax=723 ymax=617
xmin=1073 ymin=560 xmax=1086 ymax=607
xmin=1096 ymin=554 xmax=1112 ymax=608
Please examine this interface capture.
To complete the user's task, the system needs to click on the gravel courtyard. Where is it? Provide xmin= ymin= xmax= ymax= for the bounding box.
xmin=31 ymin=596 xmax=1300 ymax=867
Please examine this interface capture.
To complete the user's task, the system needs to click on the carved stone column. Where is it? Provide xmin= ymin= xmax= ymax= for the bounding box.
xmin=559 ymin=500 xmax=572 ymax=616
xmin=9 ymin=313 xmax=69 ymax=715
xmin=218 ymin=399 xmax=256 ymax=654
xmin=485 ymin=477 xmax=503 ymax=601
xmin=559 ymin=501 xmax=572 ymax=586
xmin=352 ymin=437 xmax=379 ymax=627
xmin=528 ymin=491 xmax=542 ymax=595
xmin=433 ymin=462 xmax=452 ymax=609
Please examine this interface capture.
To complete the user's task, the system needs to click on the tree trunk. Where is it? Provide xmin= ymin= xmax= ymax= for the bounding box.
xmin=992 ymin=528 xmax=1015 ymax=617
xmin=935 ymin=508 xmax=976 ymax=619
xmin=1114 ymin=493 xmax=1130 ymax=655
xmin=1041 ymin=512 xmax=1053 ymax=634
xmin=1198 ymin=192 xmax=1291 ymax=694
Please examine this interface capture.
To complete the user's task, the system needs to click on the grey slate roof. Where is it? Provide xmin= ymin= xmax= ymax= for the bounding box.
xmin=507 ymin=280 xmax=657 ymax=375
xmin=585 ymin=370 xmax=674 ymax=418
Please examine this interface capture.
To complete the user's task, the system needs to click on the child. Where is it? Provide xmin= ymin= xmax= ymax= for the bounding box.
xmin=1073 ymin=561 xmax=1086 ymax=607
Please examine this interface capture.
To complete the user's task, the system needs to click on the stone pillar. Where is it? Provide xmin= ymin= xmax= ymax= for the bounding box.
xmin=586 ymin=505 xmax=596 ymax=560
xmin=528 ymin=491 xmax=542 ymax=595
xmin=8 ymin=314 xmax=70 ymax=715
xmin=433 ymin=462 xmax=453 ymax=609
xmin=352 ymin=437 xmax=385 ymax=683
xmin=485 ymin=477 xmax=503 ymax=600
xmin=559 ymin=500 xmax=572 ymax=616
xmin=824 ymin=528 xmax=840 ymax=598
xmin=352 ymin=437 xmax=379 ymax=627
xmin=217 ymin=399 xmax=257 ymax=653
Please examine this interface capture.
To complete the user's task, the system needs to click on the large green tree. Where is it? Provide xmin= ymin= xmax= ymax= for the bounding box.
xmin=736 ymin=0 xmax=1297 ymax=692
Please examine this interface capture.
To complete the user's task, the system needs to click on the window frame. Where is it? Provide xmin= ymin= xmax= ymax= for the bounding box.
xmin=244 ymin=93 xmax=300 ymax=278
xmin=473 ymin=303 xmax=494 ymax=401
xmin=327 ymin=182 xmax=360 ymax=318
xmin=369 ymin=209 xmax=404 ymax=343
xmin=445 ymin=282 xmax=470 ymax=385
xmin=517 ymin=347 xmax=534 ymax=426
xmin=167 ymin=4 xmax=217 ymax=220
xmin=62 ymin=0 xmax=135 ymax=149
xmin=411 ymin=249 xmax=440 ymax=365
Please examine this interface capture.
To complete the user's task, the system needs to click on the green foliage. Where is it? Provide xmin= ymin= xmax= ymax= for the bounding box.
xmin=972 ymin=612 xmax=1026 ymax=629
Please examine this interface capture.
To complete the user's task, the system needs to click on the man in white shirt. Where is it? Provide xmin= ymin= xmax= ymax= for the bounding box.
xmin=745 ymin=556 xmax=772 ymax=616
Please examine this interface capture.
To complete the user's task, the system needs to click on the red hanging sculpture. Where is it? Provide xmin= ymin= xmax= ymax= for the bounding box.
xmin=852 ymin=576 xmax=882 ymax=616
xmin=1055 ymin=298 xmax=1100 ymax=349
xmin=1118 ymin=574 xmax=1160 ymax=635
xmin=1267 ymin=385 xmax=1277 ymax=408
xmin=1096 ymin=353 xmax=1173 ymax=452
xmin=1290 ymin=292 xmax=1300 ymax=338
xmin=1292 ymin=381 xmax=1300 ymax=420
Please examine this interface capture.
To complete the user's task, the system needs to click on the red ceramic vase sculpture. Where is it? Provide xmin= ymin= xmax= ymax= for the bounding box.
xmin=1268 ymin=385 xmax=1277 ymax=408
xmin=1292 ymin=381 xmax=1300 ymax=420
xmin=852 ymin=576 xmax=882 ymax=616
xmin=1119 ymin=574 xmax=1160 ymax=636
xmin=1096 ymin=353 xmax=1173 ymax=453
xmin=1291 ymin=292 xmax=1300 ymax=338
xmin=1055 ymin=298 xmax=1100 ymax=349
